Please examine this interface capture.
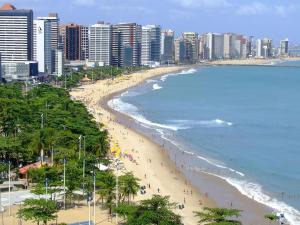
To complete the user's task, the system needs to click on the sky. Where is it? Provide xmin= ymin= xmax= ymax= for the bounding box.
xmin=2 ymin=0 xmax=299 ymax=43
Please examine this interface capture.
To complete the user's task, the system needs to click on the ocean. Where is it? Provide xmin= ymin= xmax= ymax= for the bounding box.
xmin=108 ymin=62 xmax=300 ymax=224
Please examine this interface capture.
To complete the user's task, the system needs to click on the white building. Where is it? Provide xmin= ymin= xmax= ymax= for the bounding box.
xmin=89 ymin=23 xmax=112 ymax=66
xmin=141 ymin=26 xmax=151 ymax=66
xmin=256 ymin=39 xmax=262 ymax=58
xmin=54 ymin=49 xmax=63 ymax=77
xmin=33 ymin=19 xmax=52 ymax=73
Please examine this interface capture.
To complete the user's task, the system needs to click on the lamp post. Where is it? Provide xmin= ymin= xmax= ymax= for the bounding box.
xmin=78 ymin=135 xmax=82 ymax=160
xmin=115 ymin=159 xmax=120 ymax=225
xmin=93 ymin=171 xmax=96 ymax=224
xmin=63 ymin=158 xmax=66 ymax=210
xmin=45 ymin=178 xmax=49 ymax=202
xmin=41 ymin=114 xmax=44 ymax=129
xmin=8 ymin=161 xmax=11 ymax=216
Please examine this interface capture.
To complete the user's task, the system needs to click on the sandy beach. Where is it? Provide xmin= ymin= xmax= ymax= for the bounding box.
xmin=207 ymin=57 xmax=300 ymax=66
xmin=68 ymin=66 xmax=275 ymax=225
xmin=70 ymin=66 xmax=218 ymax=225
xmin=207 ymin=58 xmax=279 ymax=65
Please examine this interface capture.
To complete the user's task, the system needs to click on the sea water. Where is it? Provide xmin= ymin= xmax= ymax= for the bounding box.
xmin=108 ymin=63 xmax=300 ymax=224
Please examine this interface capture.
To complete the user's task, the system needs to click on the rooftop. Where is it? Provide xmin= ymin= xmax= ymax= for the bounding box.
xmin=0 ymin=3 xmax=16 ymax=10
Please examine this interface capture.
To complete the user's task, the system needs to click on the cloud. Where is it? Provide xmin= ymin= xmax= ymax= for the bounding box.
xmin=174 ymin=0 xmax=230 ymax=8
xmin=73 ymin=0 xmax=96 ymax=6
xmin=237 ymin=2 xmax=299 ymax=17
xmin=237 ymin=2 xmax=268 ymax=15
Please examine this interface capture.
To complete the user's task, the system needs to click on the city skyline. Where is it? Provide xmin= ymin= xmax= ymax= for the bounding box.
xmin=2 ymin=0 xmax=299 ymax=44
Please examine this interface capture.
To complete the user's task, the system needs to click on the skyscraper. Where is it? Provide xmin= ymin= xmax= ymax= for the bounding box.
xmin=0 ymin=3 xmax=33 ymax=80
xmin=182 ymin=32 xmax=199 ymax=63
xmin=144 ymin=25 xmax=161 ymax=63
xmin=89 ymin=23 xmax=112 ymax=66
xmin=0 ymin=3 xmax=33 ymax=63
xmin=111 ymin=26 xmax=123 ymax=67
xmin=141 ymin=26 xmax=151 ymax=66
xmin=174 ymin=38 xmax=185 ymax=64
xmin=80 ymin=25 xmax=89 ymax=60
xmin=161 ymin=29 xmax=174 ymax=64
xmin=112 ymin=23 xmax=142 ymax=67
xmin=256 ymin=39 xmax=262 ymax=58
xmin=37 ymin=14 xmax=60 ymax=74
xmin=33 ymin=19 xmax=52 ymax=73
xmin=61 ymin=23 xmax=81 ymax=61
xmin=280 ymin=39 xmax=289 ymax=57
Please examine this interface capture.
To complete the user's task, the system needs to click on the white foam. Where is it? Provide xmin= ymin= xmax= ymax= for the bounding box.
xmin=179 ymin=68 xmax=197 ymax=74
xmin=146 ymin=79 xmax=157 ymax=83
xmin=225 ymin=178 xmax=300 ymax=225
xmin=108 ymin=98 xmax=183 ymax=131
xmin=152 ymin=83 xmax=163 ymax=90
xmin=168 ymin=119 xmax=233 ymax=128
xmin=160 ymin=68 xmax=197 ymax=82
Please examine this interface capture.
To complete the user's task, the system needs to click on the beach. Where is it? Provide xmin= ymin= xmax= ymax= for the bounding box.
xmin=69 ymin=66 xmax=275 ymax=225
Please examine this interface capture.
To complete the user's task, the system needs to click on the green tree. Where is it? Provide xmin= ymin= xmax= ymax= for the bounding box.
xmin=264 ymin=213 xmax=279 ymax=225
xmin=194 ymin=207 xmax=242 ymax=225
xmin=116 ymin=195 xmax=182 ymax=225
xmin=96 ymin=171 xmax=116 ymax=214
xmin=17 ymin=199 xmax=58 ymax=225
xmin=119 ymin=172 xmax=140 ymax=203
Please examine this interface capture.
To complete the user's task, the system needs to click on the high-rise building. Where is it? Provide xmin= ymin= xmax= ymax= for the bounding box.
xmin=61 ymin=23 xmax=81 ymax=61
xmin=112 ymin=23 xmax=142 ymax=67
xmin=182 ymin=32 xmax=199 ymax=63
xmin=280 ymin=39 xmax=289 ymax=57
xmin=37 ymin=14 xmax=60 ymax=74
xmin=141 ymin=26 xmax=151 ymax=66
xmin=144 ymin=25 xmax=161 ymax=63
xmin=174 ymin=38 xmax=185 ymax=64
xmin=33 ymin=19 xmax=52 ymax=73
xmin=0 ymin=4 xmax=33 ymax=63
xmin=0 ymin=3 xmax=34 ymax=81
xmin=213 ymin=34 xmax=224 ymax=59
xmin=111 ymin=27 xmax=123 ymax=67
xmin=80 ymin=25 xmax=89 ymax=60
xmin=256 ymin=39 xmax=262 ymax=58
xmin=89 ymin=23 xmax=112 ymax=66
xmin=161 ymin=29 xmax=174 ymax=64
xmin=38 ymin=14 xmax=59 ymax=50
xmin=54 ymin=49 xmax=64 ymax=77
xmin=257 ymin=38 xmax=273 ymax=58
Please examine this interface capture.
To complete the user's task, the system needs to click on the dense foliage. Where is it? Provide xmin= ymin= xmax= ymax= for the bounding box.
xmin=0 ymin=83 xmax=109 ymax=169
xmin=58 ymin=66 xmax=148 ymax=89
xmin=116 ymin=195 xmax=182 ymax=225
xmin=194 ymin=207 xmax=242 ymax=225
xmin=17 ymin=199 xmax=58 ymax=225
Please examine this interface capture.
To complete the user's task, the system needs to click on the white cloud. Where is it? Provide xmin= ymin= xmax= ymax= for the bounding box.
xmin=73 ymin=0 xmax=96 ymax=6
xmin=237 ymin=2 xmax=299 ymax=17
xmin=174 ymin=0 xmax=230 ymax=8
xmin=237 ymin=2 xmax=268 ymax=15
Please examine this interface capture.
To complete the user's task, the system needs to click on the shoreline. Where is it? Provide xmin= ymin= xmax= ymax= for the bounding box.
xmin=206 ymin=57 xmax=300 ymax=66
xmin=70 ymin=66 xmax=272 ymax=225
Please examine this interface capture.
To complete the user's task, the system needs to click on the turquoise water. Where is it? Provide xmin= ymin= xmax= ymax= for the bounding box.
xmin=108 ymin=62 xmax=300 ymax=224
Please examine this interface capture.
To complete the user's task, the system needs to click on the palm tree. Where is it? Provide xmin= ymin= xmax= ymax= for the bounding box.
xmin=119 ymin=172 xmax=140 ymax=203
xmin=96 ymin=171 xmax=116 ymax=214
xmin=194 ymin=207 xmax=242 ymax=225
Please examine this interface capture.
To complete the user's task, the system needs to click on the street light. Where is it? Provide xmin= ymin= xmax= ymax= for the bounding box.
xmin=8 ymin=161 xmax=11 ymax=216
xmin=63 ymin=158 xmax=66 ymax=210
xmin=78 ymin=135 xmax=82 ymax=160
xmin=115 ymin=159 xmax=121 ymax=225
